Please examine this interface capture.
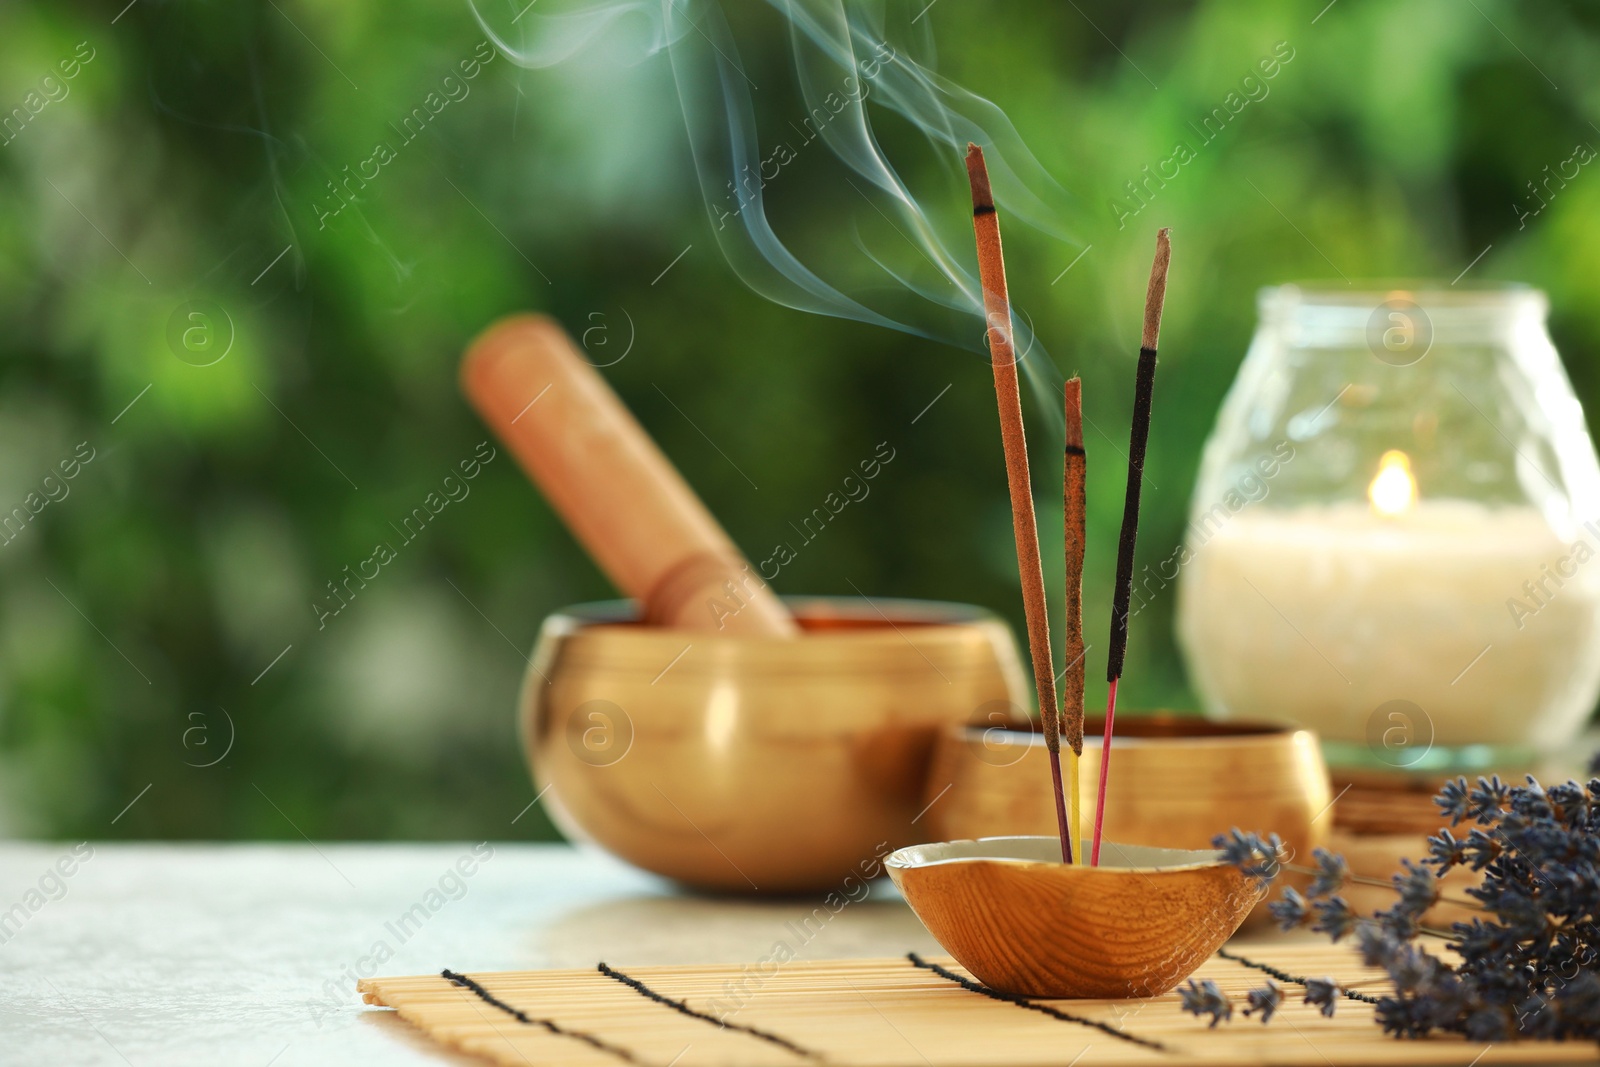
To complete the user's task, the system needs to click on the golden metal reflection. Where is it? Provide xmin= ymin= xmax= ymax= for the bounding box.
xmin=524 ymin=597 xmax=1028 ymax=894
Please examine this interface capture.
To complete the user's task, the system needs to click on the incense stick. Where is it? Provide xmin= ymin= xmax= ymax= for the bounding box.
xmin=1091 ymin=227 xmax=1171 ymax=867
xmin=1062 ymin=377 xmax=1087 ymax=864
xmin=963 ymin=142 xmax=1070 ymax=864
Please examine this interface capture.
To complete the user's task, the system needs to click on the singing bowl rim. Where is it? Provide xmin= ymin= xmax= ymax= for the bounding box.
xmin=953 ymin=715 xmax=1315 ymax=748
xmin=543 ymin=595 xmax=1008 ymax=637
xmin=886 ymin=835 xmax=1231 ymax=876
xmin=530 ymin=597 xmax=1025 ymax=679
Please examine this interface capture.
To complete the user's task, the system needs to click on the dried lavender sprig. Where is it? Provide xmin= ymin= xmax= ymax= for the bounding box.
xmin=1196 ymin=774 xmax=1600 ymax=1042
xmin=1261 ymin=844 xmax=1481 ymax=910
xmin=1216 ymin=948 xmax=1381 ymax=1006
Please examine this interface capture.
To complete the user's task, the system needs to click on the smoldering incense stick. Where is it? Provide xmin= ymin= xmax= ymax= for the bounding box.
xmin=1062 ymin=377 xmax=1087 ymax=864
xmin=964 ymin=142 xmax=1071 ymax=864
xmin=1091 ymin=227 xmax=1171 ymax=867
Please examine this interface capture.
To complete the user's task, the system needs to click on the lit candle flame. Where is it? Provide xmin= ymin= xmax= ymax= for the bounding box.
xmin=1368 ymin=450 xmax=1416 ymax=516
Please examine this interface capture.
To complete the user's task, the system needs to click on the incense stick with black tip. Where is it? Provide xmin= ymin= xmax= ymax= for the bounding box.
xmin=964 ymin=142 xmax=1071 ymax=865
xmin=1090 ymin=227 xmax=1171 ymax=867
xmin=1062 ymin=377 xmax=1087 ymax=863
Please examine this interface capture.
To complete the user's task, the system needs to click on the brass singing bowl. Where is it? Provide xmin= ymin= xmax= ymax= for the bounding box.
xmin=523 ymin=598 xmax=1028 ymax=893
xmin=923 ymin=715 xmax=1330 ymax=923
xmin=887 ymin=836 xmax=1265 ymax=999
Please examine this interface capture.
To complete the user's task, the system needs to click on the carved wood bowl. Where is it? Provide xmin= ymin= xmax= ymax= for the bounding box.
xmin=886 ymin=836 xmax=1266 ymax=999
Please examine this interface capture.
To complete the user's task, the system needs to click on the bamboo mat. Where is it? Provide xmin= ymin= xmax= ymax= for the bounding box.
xmin=359 ymin=944 xmax=1591 ymax=1066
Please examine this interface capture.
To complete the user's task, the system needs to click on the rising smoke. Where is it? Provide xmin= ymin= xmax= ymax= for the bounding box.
xmin=473 ymin=0 xmax=1083 ymax=428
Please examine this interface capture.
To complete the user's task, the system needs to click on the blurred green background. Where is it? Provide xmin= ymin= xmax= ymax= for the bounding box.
xmin=2 ymin=0 xmax=1597 ymax=840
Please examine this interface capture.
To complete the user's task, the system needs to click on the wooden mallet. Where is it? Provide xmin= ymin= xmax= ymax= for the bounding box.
xmin=462 ymin=315 xmax=798 ymax=637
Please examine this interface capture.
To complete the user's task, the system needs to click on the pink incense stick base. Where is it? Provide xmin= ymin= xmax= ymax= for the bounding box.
xmin=1090 ymin=676 xmax=1120 ymax=866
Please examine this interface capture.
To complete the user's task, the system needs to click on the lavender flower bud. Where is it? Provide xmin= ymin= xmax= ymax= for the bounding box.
xmin=1178 ymin=978 xmax=1232 ymax=1028
xmin=1303 ymin=978 xmax=1340 ymax=1018
xmin=1268 ymin=886 xmax=1309 ymax=931
xmin=1307 ymin=847 xmax=1348 ymax=898
xmin=1243 ymin=981 xmax=1282 ymax=1023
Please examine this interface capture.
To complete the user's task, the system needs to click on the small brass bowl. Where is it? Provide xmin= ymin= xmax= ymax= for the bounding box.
xmin=886 ymin=836 xmax=1265 ymax=999
xmin=923 ymin=715 xmax=1330 ymax=922
xmin=523 ymin=598 xmax=1027 ymax=893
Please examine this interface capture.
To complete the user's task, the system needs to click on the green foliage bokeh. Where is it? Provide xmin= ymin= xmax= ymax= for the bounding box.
xmin=1 ymin=0 xmax=1596 ymax=839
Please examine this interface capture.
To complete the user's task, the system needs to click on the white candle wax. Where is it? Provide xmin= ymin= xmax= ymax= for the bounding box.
xmin=1176 ymin=500 xmax=1600 ymax=751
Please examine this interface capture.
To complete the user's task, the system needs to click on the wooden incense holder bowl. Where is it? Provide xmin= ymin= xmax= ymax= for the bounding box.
xmin=523 ymin=597 xmax=1027 ymax=893
xmin=886 ymin=836 xmax=1265 ymax=999
xmin=923 ymin=714 xmax=1330 ymax=924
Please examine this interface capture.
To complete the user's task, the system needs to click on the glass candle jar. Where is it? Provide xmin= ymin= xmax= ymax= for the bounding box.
xmin=1176 ymin=284 xmax=1600 ymax=770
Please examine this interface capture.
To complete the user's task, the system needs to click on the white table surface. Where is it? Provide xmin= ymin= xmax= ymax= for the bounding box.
xmin=0 ymin=842 xmax=941 ymax=1066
